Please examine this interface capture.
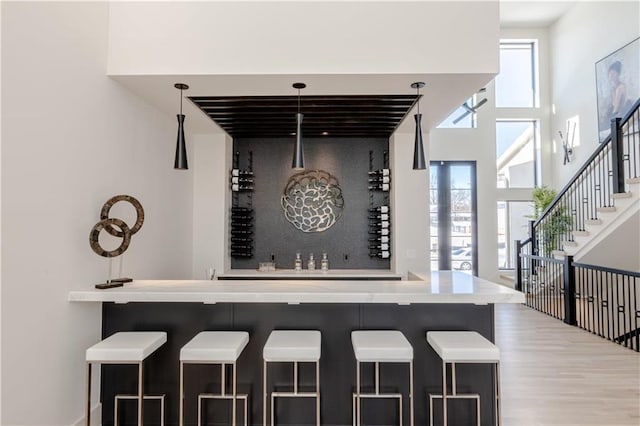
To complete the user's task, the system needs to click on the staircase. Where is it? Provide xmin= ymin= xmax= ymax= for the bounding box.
xmin=515 ymin=99 xmax=640 ymax=353
xmin=525 ymin=98 xmax=640 ymax=268
xmin=557 ymin=177 xmax=640 ymax=269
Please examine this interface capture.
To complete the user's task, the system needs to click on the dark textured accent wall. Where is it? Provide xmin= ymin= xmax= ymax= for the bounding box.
xmin=231 ymin=137 xmax=390 ymax=270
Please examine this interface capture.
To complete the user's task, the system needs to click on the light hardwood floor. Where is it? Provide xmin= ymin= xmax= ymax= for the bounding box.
xmin=496 ymin=303 xmax=640 ymax=426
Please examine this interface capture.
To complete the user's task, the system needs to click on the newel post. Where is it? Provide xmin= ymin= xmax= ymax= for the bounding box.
xmin=611 ymin=117 xmax=625 ymax=194
xmin=563 ymin=255 xmax=577 ymax=326
xmin=514 ymin=240 xmax=523 ymax=292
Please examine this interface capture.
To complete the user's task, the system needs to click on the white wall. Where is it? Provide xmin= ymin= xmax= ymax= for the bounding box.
xmin=1 ymin=2 xmax=193 ymax=424
xmin=549 ymin=1 xmax=640 ymax=188
xmin=390 ymin=133 xmax=430 ymax=275
xmin=107 ymin=1 xmax=499 ymax=76
xmin=192 ymin=133 xmax=231 ymax=279
xmin=429 ymin=27 xmax=553 ymax=281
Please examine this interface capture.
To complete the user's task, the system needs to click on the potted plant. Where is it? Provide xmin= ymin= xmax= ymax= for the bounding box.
xmin=531 ymin=186 xmax=572 ymax=257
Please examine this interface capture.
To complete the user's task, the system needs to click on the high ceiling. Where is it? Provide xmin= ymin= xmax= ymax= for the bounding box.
xmin=500 ymin=1 xmax=576 ymax=27
xmin=190 ymin=94 xmax=419 ymax=138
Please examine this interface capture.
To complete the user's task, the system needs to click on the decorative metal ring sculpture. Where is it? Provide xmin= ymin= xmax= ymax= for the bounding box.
xmin=281 ymin=170 xmax=344 ymax=233
xmin=100 ymin=195 xmax=144 ymax=237
xmin=89 ymin=195 xmax=144 ymax=258
xmin=89 ymin=218 xmax=131 ymax=258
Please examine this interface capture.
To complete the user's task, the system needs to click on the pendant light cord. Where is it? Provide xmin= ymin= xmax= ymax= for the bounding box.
xmin=180 ymin=88 xmax=183 ymax=115
xmin=297 ymin=88 xmax=301 ymax=113
xmin=416 ymin=86 xmax=421 ymax=115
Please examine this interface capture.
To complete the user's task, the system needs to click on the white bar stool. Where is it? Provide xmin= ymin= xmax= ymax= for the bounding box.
xmin=426 ymin=331 xmax=501 ymax=426
xmin=179 ymin=331 xmax=250 ymax=426
xmin=262 ymin=330 xmax=321 ymax=426
xmin=351 ymin=330 xmax=414 ymax=426
xmin=85 ymin=331 xmax=167 ymax=426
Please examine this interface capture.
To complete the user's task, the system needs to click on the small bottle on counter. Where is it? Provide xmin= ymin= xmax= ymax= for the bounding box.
xmin=308 ymin=253 xmax=315 ymax=271
xmin=321 ymin=252 xmax=329 ymax=272
xmin=294 ymin=252 xmax=303 ymax=271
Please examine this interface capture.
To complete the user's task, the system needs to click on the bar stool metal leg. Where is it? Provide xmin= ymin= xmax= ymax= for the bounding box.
xmin=409 ymin=360 xmax=414 ymax=426
xmin=86 ymin=362 xmax=92 ymax=426
xmin=233 ymin=362 xmax=238 ymax=426
xmin=316 ymin=360 xmax=320 ymax=426
xmin=442 ymin=361 xmax=447 ymax=426
xmin=356 ymin=360 xmax=361 ymax=426
xmin=138 ymin=361 xmax=144 ymax=426
xmin=263 ymin=360 xmax=267 ymax=426
xmin=179 ymin=361 xmax=185 ymax=426
xmin=496 ymin=362 xmax=501 ymax=426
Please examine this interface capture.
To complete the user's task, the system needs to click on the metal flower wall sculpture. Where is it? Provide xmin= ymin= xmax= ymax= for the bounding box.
xmin=281 ymin=170 xmax=344 ymax=232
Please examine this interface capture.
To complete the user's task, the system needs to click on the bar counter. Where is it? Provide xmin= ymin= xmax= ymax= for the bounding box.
xmin=68 ymin=271 xmax=524 ymax=305
xmin=69 ymin=272 xmax=523 ymax=426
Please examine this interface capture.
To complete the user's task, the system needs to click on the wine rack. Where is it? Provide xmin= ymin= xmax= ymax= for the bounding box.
xmin=230 ymin=151 xmax=254 ymax=259
xmin=368 ymin=150 xmax=391 ymax=259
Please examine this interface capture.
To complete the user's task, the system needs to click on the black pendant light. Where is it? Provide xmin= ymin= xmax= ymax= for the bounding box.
xmin=411 ymin=82 xmax=426 ymax=170
xmin=292 ymin=82 xmax=306 ymax=170
xmin=174 ymin=83 xmax=189 ymax=170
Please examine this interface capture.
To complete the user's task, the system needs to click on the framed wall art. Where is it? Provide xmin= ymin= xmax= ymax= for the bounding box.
xmin=595 ymin=37 xmax=640 ymax=142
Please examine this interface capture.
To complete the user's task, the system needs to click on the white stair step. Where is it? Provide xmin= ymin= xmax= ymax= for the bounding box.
xmin=626 ymin=177 xmax=640 ymax=184
xmin=563 ymin=240 xmax=578 ymax=247
xmin=572 ymin=230 xmax=590 ymax=237
xmin=596 ymin=206 xmax=616 ymax=213
xmin=552 ymin=250 xmax=566 ymax=259
xmin=611 ymin=192 xmax=632 ymax=199
xmin=585 ymin=219 xmax=602 ymax=225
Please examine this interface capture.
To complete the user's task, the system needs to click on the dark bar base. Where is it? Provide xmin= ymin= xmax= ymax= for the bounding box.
xmin=101 ymin=302 xmax=496 ymax=426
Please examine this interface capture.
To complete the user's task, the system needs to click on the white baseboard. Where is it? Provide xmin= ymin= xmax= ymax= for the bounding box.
xmin=71 ymin=403 xmax=101 ymax=426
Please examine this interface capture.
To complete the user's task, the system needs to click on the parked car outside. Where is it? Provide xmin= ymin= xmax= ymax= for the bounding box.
xmin=451 ymin=247 xmax=473 ymax=271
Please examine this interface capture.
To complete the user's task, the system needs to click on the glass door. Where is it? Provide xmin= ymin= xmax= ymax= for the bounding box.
xmin=430 ymin=161 xmax=478 ymax=275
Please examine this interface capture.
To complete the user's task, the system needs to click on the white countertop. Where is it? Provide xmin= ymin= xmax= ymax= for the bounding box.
xmin=217 ymin=269 xmax=403 ymax=280
xmin=68 ymin=271 xmax=524 ymax=305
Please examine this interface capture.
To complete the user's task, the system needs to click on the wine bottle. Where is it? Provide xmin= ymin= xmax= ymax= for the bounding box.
xmin=369 ymin=221 xmax=390 ymax=229
xmin=231 ymin=169 xmax=254 ymax=177
xmin=368 ymin=176 xmax=390 ymax=184
xmin=231 ymin=230 xmax=254 ymax=235
xmin=231 ymin=251 xmax=253 ymax=258
xmin=231 ymin=207 xmax=253 ymax=212
xmin=368 ymin=243 xmax=390 ymax=251
xmin=231 ymin=237 xmax=253 ymax=243
xmin=368 ymin=228 xmax=390 ymax=236
xmin=368 ymin=213 xmax=389 ymax=221
xmin=369 ymin=235 xmax=390 ymax=243
xmin=231 ymin=244 xmax=253 ymax=251
xmin=368 ymin=183 xmax=390 ymax=191
xmin=231 ymin=176 xmax=254 ymax=184
xmin=369 ymin=250 xmax=390 ymax=259
xmin=231 ymin=222 xmax=253 ymax=228
xmin=231 ymin=183 xmax=254 ymax=191
xmin=368 ymin=168 xmax=390 ymax=176
xmin=368 ymin=205 xmax=389 ymax=214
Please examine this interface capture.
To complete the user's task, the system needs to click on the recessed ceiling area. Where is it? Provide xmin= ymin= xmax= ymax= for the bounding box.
xmin=111 ymin=73 xmax=495 ymax=136
xmin=190 ymin=95 xmax=419 ymax=138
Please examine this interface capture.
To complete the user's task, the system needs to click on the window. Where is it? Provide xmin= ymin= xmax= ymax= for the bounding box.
xmin=496 ymin=120 xmax=539 ymax=188
xmin=437 ymin=96 xmax=477 ymax=129
xmin=430 ymin=162 xmax=478 ymax=275
xmin=496 ymin=41 xmax=538 ymax=108
xmin=497 ymin=201 xmax=534 ymax=269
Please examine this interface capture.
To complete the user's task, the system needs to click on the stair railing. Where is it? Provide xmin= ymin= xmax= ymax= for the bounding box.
xmin=526 ymin=99 xmax=640 ymax=258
